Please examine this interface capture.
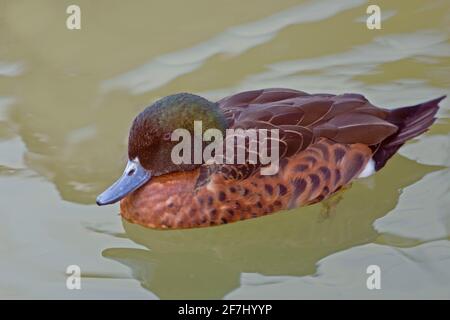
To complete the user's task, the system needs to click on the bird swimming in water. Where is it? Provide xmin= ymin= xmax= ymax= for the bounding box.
xmin=96 ymin=88 xmax=444 ymax=229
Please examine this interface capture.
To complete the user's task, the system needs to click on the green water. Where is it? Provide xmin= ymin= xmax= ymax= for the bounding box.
xmin=1 ymin=0 xmax=449 ymax=299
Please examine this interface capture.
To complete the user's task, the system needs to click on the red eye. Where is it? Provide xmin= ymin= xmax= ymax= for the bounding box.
xmin=163 ymin=132 xmax=172 ymax=141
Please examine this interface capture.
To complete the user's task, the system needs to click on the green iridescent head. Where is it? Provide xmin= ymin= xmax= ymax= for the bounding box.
xmin=128 ymin=93 xmax=227 ymax=172
xmin=97 ymin=93 xmax=227 ymax=205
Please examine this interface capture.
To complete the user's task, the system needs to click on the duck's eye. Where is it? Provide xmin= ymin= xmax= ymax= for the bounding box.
xmin=163 ymin=132 xmax=172 ymax=141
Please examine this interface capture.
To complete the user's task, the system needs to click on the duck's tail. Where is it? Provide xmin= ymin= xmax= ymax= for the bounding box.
xmin=373 ymin=96 xmax=445 ymax=171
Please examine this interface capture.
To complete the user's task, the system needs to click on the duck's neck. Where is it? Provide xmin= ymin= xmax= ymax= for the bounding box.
xmin=120 ymin=170 xmax=200 ymax=228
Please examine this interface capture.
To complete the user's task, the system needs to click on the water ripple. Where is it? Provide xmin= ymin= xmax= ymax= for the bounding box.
xmin=0 ymin=61 xmax=24 ymax=77
xmin=101 ymin=0 xmax=366 ymax=94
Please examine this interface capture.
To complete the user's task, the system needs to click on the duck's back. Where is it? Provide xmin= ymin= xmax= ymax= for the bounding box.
xmin=219 ymin=88 xmax=397 ymax=147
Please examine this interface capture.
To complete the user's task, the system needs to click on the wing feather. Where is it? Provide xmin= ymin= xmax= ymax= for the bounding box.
xmin=196 ymin=88 xmax=396 ymax=186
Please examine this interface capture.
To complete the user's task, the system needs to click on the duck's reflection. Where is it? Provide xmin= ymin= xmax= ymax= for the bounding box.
xmin=102 ymin=156 xmax=437 ymax=299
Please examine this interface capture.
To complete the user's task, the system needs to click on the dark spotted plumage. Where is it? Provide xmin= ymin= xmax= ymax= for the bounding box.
xmin=119 ymin=89 xmax=444 ymax=229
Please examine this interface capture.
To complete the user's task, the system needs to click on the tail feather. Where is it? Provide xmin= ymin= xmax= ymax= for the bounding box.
xmin=373 ymin=96 xmax=445 ymax=170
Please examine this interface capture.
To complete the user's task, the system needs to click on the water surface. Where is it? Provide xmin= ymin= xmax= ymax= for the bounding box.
xmin=0 ymin=0 xmax=449 ymax=299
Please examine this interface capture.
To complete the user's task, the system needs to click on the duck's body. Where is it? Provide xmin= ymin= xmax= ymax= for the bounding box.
xmin=120 ymin=137 xmax=372 ymax=228
xmin=98 ymin=88 xmax=445 ymax=229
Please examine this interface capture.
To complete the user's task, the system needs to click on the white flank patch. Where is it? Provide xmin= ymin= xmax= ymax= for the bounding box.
xmin=358 ymin=158 xmax=375 ymax=178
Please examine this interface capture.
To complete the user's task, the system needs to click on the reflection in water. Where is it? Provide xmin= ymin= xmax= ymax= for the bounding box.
xmin=102 ymin=156 xmax=437 ymax=299
xmin=0 ymin=61 xmax=24 ymax=76
xmin=101 ymin=0 xmax=366 ymax=94
xmin=376 ymin=134 xmax=450 ymax=241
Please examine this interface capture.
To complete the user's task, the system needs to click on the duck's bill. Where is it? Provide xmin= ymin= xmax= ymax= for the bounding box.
xmin=96 ymin=159 xmax=151 ymax=206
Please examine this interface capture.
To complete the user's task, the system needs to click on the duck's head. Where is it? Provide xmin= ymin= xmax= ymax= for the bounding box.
xmin=96 ymin=93 xmax=227 ymax=206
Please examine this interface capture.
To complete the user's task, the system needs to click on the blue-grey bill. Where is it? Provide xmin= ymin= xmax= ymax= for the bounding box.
xmin=96 ymin=159 xmax=151 ymax=206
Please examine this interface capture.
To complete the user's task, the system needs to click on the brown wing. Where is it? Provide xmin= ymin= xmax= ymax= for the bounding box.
xmin=196 ymin=88 xmax=398 ymax=186
xmin=219 ymin=88 xmax=397 ymax=144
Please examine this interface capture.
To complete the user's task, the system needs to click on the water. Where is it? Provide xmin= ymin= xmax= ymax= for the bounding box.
xmin=1 ymin=0 xmax=449 ymax=299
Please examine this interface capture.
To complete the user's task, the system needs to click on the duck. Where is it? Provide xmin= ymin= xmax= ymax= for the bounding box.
xmin=96 ymin=88 xmax=445 ymax=229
